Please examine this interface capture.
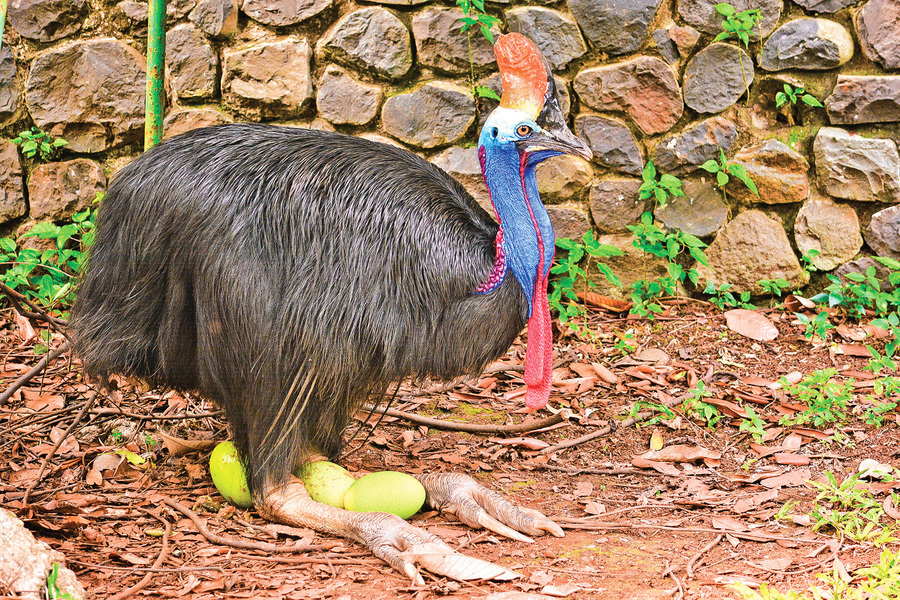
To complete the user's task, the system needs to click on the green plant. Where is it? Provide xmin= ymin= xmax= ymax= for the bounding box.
xmin=775 ymin=83 xmax=824 ymax=127
xmin=638 ymin=160 xmax=684 ymax=207
xmin=549 ymin=232 xmax=624 ymax=336
xmin=11 ymin=126 xmax=67 ymax=161
xmin=628 ymin=399 xmax=676 ymax=427
xmin=758 ymin=277 xmax=791 ymax=297
xmin=779 ymin=369 xmax=852 ymax=428
xmin=474 ymin=85 xmax=500 ymax=101
xmin=627 ymin=212 xmax=708 ymax=317
xmin=46 ymin=562 xmax=80 ymax=600
xmin=457 ymin=0 xmax=500 ymax=43
xmin=796 ymin=310 xmax=834 ymax=341
xmin=772 ymin=499 xmax=799 ymax=522
xmin=681 ymin=380 xmax=724 ymax=427
xmin=738 ymin=404 xmax=767 ymax=443
xmin=703 ymin=281 xmax=753 ymax=310
xmin=809 ymin=471 xmax=897 ymax=546
xmin=713 ymin=3 xmax=762 ymax=48
xmin=700 ymin=149 xmax=759 ymax=198
xmin=863 ymin=376 xmax=900 ymax=426
xmin=0 ymin=207 xmax=97 ymax=314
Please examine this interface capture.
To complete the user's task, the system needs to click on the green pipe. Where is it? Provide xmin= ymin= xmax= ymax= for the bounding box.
xmin=0 ymin=0 xmax=8 ymax=56
xmin=144 ymin=0 xmax=166 ymax=149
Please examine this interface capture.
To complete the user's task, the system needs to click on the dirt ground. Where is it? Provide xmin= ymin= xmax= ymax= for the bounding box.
xmin=1 ymin=299 xmax=898 ymax=599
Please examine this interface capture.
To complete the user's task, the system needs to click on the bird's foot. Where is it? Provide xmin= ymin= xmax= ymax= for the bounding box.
xmin=259 ymin=478 xmax=520 ymax=585
xmin=414 ymin=472 xmax=564 ymax=542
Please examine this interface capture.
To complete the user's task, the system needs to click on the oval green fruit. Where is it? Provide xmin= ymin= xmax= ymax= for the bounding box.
xmin=343 ymin=471 xmax=426 ymax=519
xmin=295 ymin=461 xmax=356 ymax=508
xmin=209 ymin=441 xmax=252 ymax=508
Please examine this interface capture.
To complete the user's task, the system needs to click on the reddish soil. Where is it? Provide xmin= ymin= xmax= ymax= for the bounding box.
xmin=1 ymin=301 xmax=897 ymax=599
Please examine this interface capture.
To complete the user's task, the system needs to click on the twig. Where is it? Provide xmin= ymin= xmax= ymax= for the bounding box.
xmin=107 ymin=509 xmax=171 ymax=600
xmin=89 ymin=407 xmax=223 ymax=421
xmin=22 ymin=390 xmax=97 ymax=505
xmin=538 ymin=422 xmax=612 ymax=455
xmin=161 ymin=498 xmax=335 ymax=554
xmin=662 ymin=560 xmax=684 ymax=600
xmin=686 ymin=534 xmax=722 ymax=579
xmin=0 ymin=340 xmax=70 ymax=407
xmin=361 ymin=404 xmax=565 ymax=434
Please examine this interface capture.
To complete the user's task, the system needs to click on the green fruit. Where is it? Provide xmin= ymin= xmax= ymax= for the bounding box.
xmin=343 ymin=471 xmax=426 ymax=519
xmin=295 ymin=461 xmax=356 ymax=508
xmin=209 ymin=441 xmax=252 ymax=508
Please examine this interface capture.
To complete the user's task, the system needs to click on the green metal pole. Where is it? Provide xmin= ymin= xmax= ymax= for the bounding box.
xmin=145 ymin=0 xmax=166 ymax=149
xmin=0 ymin=0 xmax=8 ymax=56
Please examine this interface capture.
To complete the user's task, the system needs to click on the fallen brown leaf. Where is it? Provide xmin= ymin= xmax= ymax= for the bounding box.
xmin=724 ymin=309 xmax=779 ymax=341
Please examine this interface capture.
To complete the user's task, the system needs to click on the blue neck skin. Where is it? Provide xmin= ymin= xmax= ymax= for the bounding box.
xmin=478 ymin=133 xmax=557 ymax=319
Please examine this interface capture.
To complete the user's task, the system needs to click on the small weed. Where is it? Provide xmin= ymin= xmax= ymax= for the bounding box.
xmin=457 ymin=0 xmax=500 ymax=42
xmin=758 ymin=277 xmax=791 ymax=297
xmin=549 ymin=232 xmax=624 ymax=337
xmin=779 ymin=369 xmax=852 ymax=428
xmin=809 ymin=471 xmax=897 ymax=546
xmin=772 ymin=499 xmax=799 ymax=522
xmin=0 ymin=206 xmax=98 ymax=315
xmin=628 ymin=400 xmax=677 ymax=427
xmin=738 ymin=404 xmax=767 ymax=443
xmin=681 ymin=380 xmax=724 ymax=427
xmin=703 ymin=281 xmax=754 ymax=310
xmin=12 ymin=126 xmax=68 ymax=162
xmin=713 ymin=2 xmax=762 ymax=48
xmin=796 ymin=310 xmax=834 ymax=341
xmin=474 ymin=85 xmax=500 ymax=101
xmin=613 ymin=330 xmax=636 ymax=355
xmin=638 ymin=160 xmax=684 ymax=207
xmin=863 ymin=376 xmax=900 ymax=426
xmin=776 ymin=83 xmax=824 ymax=109
xmin=700 ymin=149 xmax=759 ymax=198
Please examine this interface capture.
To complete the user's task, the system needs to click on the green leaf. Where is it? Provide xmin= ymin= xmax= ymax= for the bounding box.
xmin=775 ymin=92 xmax=788 ymax=107
xmin=642 ymin=160 xmax=657 ymax=182
xmin=654 ymin=186 xmax=667 ymax=204
xmin=659 ymin=174 xmax=682 ymax=189
xmin=0 ymin=238 xmax=16 ymax=252
xmin=801 ymin=94 xmax=823 ymax=107
xmin=700 ymin=159 xmax=719 ymax=173
xmin=715 ymin=2 xmax=736 ymax=16
xmin=480 ymin=24 xmax=495 ymax=43
xmin=712 ymin=32 xmax=730 ymax=42
xmin=716 ymin=170 xmax=729 ymax=186
xmin=475 ymin=85 xmax=500 ymax=101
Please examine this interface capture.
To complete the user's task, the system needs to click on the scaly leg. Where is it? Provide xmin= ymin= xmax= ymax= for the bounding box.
xmin=258 ymin=476 xmax=521 ymax=584
xmin=415 ymin=472 xmax=564 ymax=542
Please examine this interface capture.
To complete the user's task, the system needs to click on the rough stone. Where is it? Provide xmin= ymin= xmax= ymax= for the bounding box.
xmin=189 ymin=0 xmax=238 ymax=38
xmin=0 ymin=47 xmax=20 ymax=123
xmin=575 ymin=114 xmax=643 ymax=176
xmin=567 ymin=0 xmax=664 ymax=56
xmin=573 ymin=57 xmax=683 ymax=136
xmin=8 ymin=0 xmax=88 ymax=42
xmin=163 ymin=108 xmax=232 ymax=139
xmin=166 ymin=24 xmax=217 ymax=100
xmin=412 ymin=7 xmax=494 ymax=75
xmin=117 ymin=0 xmax=197 ymax=23
xmin=793 ymin=0 xmax=855 ymax=12
xmin=27 ymin=159 xmax=106 ymax=221
xmin=431 ymin=146 xmax=491 ymax=213
xmin=836 ymin=257 xmax=897 ymax=288
xmin=825 ymin=76 xmax=900 ymax=125
xmin=653 ymin=29 xmax=680 ymax=64
xmin=669 ymin=25 xmax=701 ymax=56
xmin=857 ymin=0 xmax=900 ymax=69
xmin=548 ymin=204 xmax=592 ymax=242
xmin=505 ymin=7 xmax=587 ymax=70
xmin=794 ymin=196 xmax=862 ymax=271
xmin=242 ymin=0 xmax=332 ymax=26
xmin=316 ymin=65 xmax=382 ymax=126
xmin=536 ymin=155 xmax=593 ymax=203
xmin=683 ymin=43 xmax=754 ymax=114
xmin=865 ymin=205 xmax=900 ymax=259
xmin=758 ymin=18 xmax=854 ymax=71
xmin=814 ymin=127 xmax=900 ymax=203
xmin=696 ymin=210 xmax=808 ymax=294
xmin=677 ymin=0 xmax=782 ymax=38
xmin=25 ymin=39 xmax=146 ymax=153
xmin=592 ymin=232 xmax=671 ymax=299
xmin=372 ymin=0 xmax=429 ymax=5
xmin=0 ymin=141 xmax=26 ymax=224
xmin=727 ymin=139 xmax=810 ymax=204
xmin=651 ymin=116 xmax=738 ymax=176
xmin=318 ymin=7 xmax=412 ymax=81
xmin=382 ymin=82 xmax=474 ymax=149
xmin=223 ymin=39 xmax=313 ymax=119
xmin=589 ymin=178 xmax=647 ymax=234
xmin=655 ymin=178 xmax=728 ymax=238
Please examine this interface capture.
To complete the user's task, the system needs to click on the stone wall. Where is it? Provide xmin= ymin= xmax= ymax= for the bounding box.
xmin=0 ymin=0 xmax=898 ymax=296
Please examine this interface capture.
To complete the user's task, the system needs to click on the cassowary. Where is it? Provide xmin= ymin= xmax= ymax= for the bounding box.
xmin=70 ymin=33 xmax=592 ymax=582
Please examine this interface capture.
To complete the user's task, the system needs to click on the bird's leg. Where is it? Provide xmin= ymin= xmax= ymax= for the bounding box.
xmin=415 ymin=472 xmax=564 ymax=542
xmin=257 ymin=476 xmax=519 ymax=584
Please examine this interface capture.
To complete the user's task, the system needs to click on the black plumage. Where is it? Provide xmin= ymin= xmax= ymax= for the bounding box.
xmin=71 ymin=123 xmax=527 ymax=497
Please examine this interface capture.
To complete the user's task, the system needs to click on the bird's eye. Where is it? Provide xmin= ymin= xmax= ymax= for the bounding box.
xmin=491 ymin=127 xmax=499 ymax=138
xmin=516 ymin=124 xmax=533 ymax=137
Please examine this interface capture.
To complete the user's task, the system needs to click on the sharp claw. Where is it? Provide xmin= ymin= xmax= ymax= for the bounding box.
xmin=476 ymin=511 xmax=534 ymax=543
xmin=403 ymin=562 xmax=424 ymax=586
xmin=520 ymin=508 xmax=565 ymax=537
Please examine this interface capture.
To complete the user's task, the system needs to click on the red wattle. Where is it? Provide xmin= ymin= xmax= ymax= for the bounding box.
xmin=523 ymin=275 xmax=552 ymax=411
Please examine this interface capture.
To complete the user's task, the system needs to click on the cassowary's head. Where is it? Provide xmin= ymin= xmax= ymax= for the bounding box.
xmin=478 ymin=33 xmax=592 ymax=412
